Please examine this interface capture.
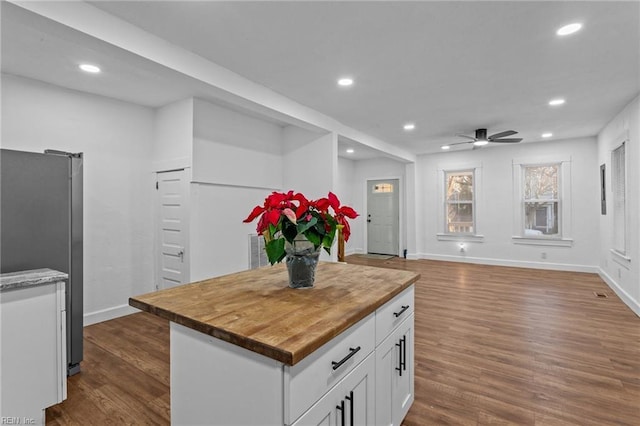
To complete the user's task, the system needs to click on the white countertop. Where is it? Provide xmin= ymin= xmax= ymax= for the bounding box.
xmin=0 ymin=268 xmax=68 ymax=292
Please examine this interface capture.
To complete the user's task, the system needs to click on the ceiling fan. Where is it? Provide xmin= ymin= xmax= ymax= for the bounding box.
xmin=444 ymin=128 xmax=523 ymax=149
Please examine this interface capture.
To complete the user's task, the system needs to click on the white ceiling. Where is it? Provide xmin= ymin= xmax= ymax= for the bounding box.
xmin=2 ymin=1 xmax=639 ymax=159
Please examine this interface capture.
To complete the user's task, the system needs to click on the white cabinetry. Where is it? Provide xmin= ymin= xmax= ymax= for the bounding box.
xmin=286 ymin=313 xmax=375 ymax=423
xmin=292 ymin=354 xmax=375 ymax=426
xmin=0 ymin=269 xmax=67 ymax=425
xmin=375 ymin=314 xmax=414 ymax=426
xmin=170 ymin=284 xmax=415 ymax=426
xmin=374 ymin=286 xmax=415 ymax=426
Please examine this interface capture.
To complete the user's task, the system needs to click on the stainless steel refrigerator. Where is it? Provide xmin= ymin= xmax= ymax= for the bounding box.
xmin=1 ymin=148 xmax=83 ymax=375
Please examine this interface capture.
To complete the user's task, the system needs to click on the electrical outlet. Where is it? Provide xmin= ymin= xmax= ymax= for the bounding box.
xmin=541 ymin=252 xmax=547 ymax=260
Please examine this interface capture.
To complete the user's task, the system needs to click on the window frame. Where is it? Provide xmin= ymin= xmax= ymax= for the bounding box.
xmin=522 ymin=163 xmax=561 ymax=237
xmin=611 ymin=140 xmax=630 ymax=266
xmin=436 ymin=164 xmax=484 ymax=242
xmin=512 ymin=157 xmax=573 ymax=247
xmin=444 ymin=169 xmax=475 ymax=235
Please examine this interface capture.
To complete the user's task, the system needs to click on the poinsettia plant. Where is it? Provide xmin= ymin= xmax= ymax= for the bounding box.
xmin=243 ymin=191 xmax=358 ymax=265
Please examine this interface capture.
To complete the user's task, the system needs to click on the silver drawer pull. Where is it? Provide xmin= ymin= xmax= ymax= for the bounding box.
xmin=331 ymin=346 xmax=361 ymax=371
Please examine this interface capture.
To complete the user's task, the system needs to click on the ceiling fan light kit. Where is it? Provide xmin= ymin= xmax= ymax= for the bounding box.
xmin=446 ymin=128 xmax=524 ymax=150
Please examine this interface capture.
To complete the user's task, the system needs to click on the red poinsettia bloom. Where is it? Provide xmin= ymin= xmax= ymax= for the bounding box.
xmin=327 ymin=192 xmax=359 ymax=241
xmin=244 ymin=190 xmax=358 ymax=265
xmin=243 ymin=190 xmax=298 ymax=234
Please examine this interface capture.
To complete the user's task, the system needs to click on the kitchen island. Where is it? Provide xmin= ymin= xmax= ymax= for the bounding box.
xmin=130 ymin=261 xmax=419 ymax=425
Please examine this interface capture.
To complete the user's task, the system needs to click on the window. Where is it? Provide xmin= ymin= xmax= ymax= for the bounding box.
xmin=512 ymin=158 xmax=572 ymax=246
xmin=523 ymin=164 xmax=559 ymax=236
xmin=445 ymin=170 xmax=474 ymax=234
xmin=612 ymin=143 xmax=626 ymax=255
xmin=372 ymin=183 xmax=394 ymax=193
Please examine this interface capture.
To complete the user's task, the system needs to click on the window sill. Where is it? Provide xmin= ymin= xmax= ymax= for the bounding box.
xmin=611 ymin=249 xmax=631 ymax=269
xmin=437 ymin=233 xmax=484 ymax=242
xmin=511 ymin=236 xmax=573 ymax=247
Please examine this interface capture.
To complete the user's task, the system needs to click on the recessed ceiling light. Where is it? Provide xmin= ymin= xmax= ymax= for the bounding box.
xmin=542 ymin=132 xmax=553 ymax=138
xmin=441 ymin=145 xmax=450 ymax=150
xmin=549 ymin=98 xmax=565 ymax=106
xmin=557 ymin=23 xmax=582 ymax=36
xmin=79 ymin=64 xmax=101 ymax=73
xmin=473 ymin=140 xmax=489 ymax=146
xmin=337 ymin=77 xmax=353 ymax=87
xmin=403 ymin=123 xmax=416 ymax=131
xmin=346 ymin=148 xmax=355 ymax=154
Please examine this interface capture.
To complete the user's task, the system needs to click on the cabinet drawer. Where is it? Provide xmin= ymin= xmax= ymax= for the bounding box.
xmin=292 ymin=352 xmax=375 ymax=426
xmin=286 ymin=313 xmax=375 ymax=424
xmin=375 ymin=285 xmax=414 ymax=346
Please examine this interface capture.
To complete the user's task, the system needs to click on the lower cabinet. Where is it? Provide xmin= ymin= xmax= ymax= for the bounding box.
xmin=375 ymin=313 xmax=415 ymax=426
xmin=170 ymin=284 xmax=416 ymax=425
xmin=293 ymin=353 xmax=375 ymax=426
xmin=0 ymin=276 xmax=67 ymax=424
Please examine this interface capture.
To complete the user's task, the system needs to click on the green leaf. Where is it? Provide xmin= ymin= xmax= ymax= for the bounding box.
xmin=322 ymin=232 xmax=335 ymax=249
xmin=296 ymin=217 xmax=317 ymax=234
xmin=314 ymin=221 xmax=326 ymax=235
xmin=282 ymin=221 xmax=298 ymax=242
xmin=265 ymin=238 xmax=285 ymax=265
xmin=305 ymin=230 xmax=322 ymax=247
xmin=268 ymin=223 xmax=278 ymax=237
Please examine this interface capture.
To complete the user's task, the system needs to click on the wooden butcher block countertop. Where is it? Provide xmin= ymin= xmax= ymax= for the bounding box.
xmin=130 ymin=262 xmax=419 ymax=366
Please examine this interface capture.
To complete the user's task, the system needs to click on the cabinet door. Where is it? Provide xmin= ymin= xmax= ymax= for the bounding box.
xmin=293 ymin=354 xmax=375 ymax=426
xmin=0 ymin=282 xmax=62 ymax=420
xmin=375 ymin=313 xmax=414 ymax=426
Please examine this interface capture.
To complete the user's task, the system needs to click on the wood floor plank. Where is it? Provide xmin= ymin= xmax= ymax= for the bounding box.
xmin=46 ymin=257 xmax=639 ymax=425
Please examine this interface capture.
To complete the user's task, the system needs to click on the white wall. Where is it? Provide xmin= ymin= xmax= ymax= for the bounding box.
xmin=416 ymin=137 xmax=600 ymax=271
xmin=153 ymin=98 xmax=193 ymax=171
xmin=189 ymin=98 xmax=285 ymax=280
xmin=597 ymin=95 xmax=640 ymax=315
xmin=337 ymin=157 xmax=357 ymax=254
xmin=282 ymin=128 xmax=337 ymax=260
xmin=282 ymin=128 xmax=336 ymax=200
xmin=193 ymin=99 xmax=283 ymax=189
xmin=1 ymin=74 xmax=155 ymax=324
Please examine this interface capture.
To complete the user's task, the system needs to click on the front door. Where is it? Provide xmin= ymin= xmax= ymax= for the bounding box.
xmin=367 ymin=179 xmax=399 ymax=255
xmin=156 ymin=169 xmax=188 ymax=289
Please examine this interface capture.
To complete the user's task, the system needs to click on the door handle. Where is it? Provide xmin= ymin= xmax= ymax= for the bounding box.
xmin=336 ymin=399 xmax=345 ymax=426
xmin=393 ymin=305 xmax=410 ymax=318
xmin=332 ymin=346 xmax=361 ymax=371
xmin=177 ymin=249 xmax=184 ymax=262
xmin=395 ymin=338 xmax=403 ymax=376
xmin=345 ymin=391 xmax=354 ymax=425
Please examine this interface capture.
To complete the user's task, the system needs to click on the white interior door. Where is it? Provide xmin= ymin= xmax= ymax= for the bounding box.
xmin=367 ymin=179 xmax=399 ymax=255
xmin=156 ymin=169 xmax=188 ymax=289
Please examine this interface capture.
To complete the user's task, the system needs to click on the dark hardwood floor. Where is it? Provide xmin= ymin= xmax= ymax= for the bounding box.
xmin=46 ymin=257 xmax=640 ymax=425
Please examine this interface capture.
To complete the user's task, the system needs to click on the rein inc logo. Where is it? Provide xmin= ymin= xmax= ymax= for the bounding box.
xmin=1 ymin=418 xmax=36 ymax=425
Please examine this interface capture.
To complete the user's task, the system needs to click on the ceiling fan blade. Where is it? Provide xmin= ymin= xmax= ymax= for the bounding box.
xmin=448 ymin=141 xmax=473 ymax=146
xmin=488 ymin=130 xmax=517 ymax=140
xmin=491 ymin=138 xmax=523 ymax=143
xmin=455 ymin=133 xmax=477 ymax=141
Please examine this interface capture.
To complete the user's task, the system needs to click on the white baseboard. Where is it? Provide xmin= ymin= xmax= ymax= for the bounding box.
xmin=84 ymin=303 xmax=139 ymax=326
xmin=598 ymin=268 xmax=640 ymax=317
xmin=415 ymin=253 xmax=598 ymax=273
